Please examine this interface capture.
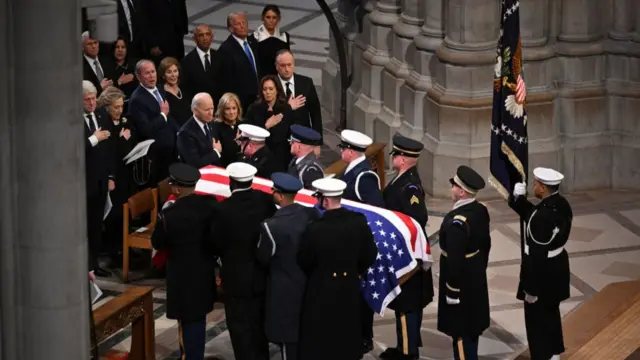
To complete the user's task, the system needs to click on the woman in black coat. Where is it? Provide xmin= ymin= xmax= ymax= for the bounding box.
xmin=211 ymin=92 xmax=243 ymax=167
xmin=102 ymin=38 xmax=138 ymax=100
xmin=253 ymin=5 xmax=291 ymax=77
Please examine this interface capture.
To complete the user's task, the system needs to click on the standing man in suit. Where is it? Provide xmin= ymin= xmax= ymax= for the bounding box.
xmin=177 ymin=92 xmax=223 ymax=168
xmin=142 ymin=0 xmax=188 ymax=62
xmin=128 ymin=59 xmax=180 ymax=185
xmin=288 ymin=124 xmax=324 ymax=189
xmin=181 ymin=24 xmax=220 ymax=102
xmin=380 ymin=134 xmax=433 ymax=360
xmin=218 ymin=12 xmax=260 ymax=113
xmin=275 ymin=50 xmax=323 ymax=140
xmin=83 ymin=31 xmax=113 ymax=95
xmin=117 ymin=0 xmax=146 ymax=59
xmin=83 ymin=80 xmax=115 ymax=277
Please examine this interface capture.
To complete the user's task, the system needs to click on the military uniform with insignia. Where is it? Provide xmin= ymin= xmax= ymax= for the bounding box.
xmin=237 ymin=124 xmax=279 ymax=179
xmin=151 ymin=163 xmax=218 ymax=360
xmin=287 ymin=124 xmax=324 ymax=189
xmin=437 ymin=166 xmax=491 ymax=360
xmin=509 ymin=167 xmax=572 ymax=360
xmin=380 ymin=134 xmax=433 ymax=360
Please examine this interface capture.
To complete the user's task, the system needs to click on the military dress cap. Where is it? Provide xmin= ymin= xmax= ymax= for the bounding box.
xmin=449 ymin=165 xmax=485 ymax=194
xmin=337 ymin=129 xmax=372 ymax=152
xmin=271 ymin=172 xmax=303 ymax=194
xmin=238 ymin=124 xmax=270 ymax=142
xmin=390 ymin=134 xmax=424 ymax=158
xmin=227 ymin=162 xmax=258 ymax=182
xmin=311 ymin=178 xmax=347 ymax=197
xmin=533 ymin=167 xmax=564 ymax=186
xmin=168 ymin=163 xmax=201 ymax=187
xmin=289 ymin=124 xmax=321 ymax=145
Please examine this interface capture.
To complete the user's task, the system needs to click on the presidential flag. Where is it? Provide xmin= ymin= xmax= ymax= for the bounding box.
xmin=489 ymin=0 xmax=529 ymax=198
xmin=196 ymin=166 xmax=432 ymax=314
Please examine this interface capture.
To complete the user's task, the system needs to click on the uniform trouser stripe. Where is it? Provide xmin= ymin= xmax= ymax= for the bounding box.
xmin=457 ymin=338 xmax=465 ymax=360
xmin=282 ymin=343 xmax=287 ymax=360
xmin=400 ymin=314 xmax=409 ymax=355
xmin=178 ymin=322 xmax=186 ymax=360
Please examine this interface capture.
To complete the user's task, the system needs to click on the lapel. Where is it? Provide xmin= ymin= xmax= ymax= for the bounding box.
xmin=186 ymin=117 xmax=209 ymax=146
xmin=138 ymin=86 xmax=161 ymax=111
xmin=341 ymin=160 xmax=368 ymax=183
xmin=229 ymin=35 xmax=256 ymax=72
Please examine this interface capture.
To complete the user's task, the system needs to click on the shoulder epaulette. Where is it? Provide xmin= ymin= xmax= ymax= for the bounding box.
xmin=453 ymin=215 xmax=467 ymax=222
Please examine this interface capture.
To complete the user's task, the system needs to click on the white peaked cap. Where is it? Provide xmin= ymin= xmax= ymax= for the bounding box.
xmin=238 ymin=124 xmax=270 ymax=142
xmin=227 ymin=162 xmax=258 ymax=182
xmin=533 ymin=167 xmax=564 ymax=186
xmin=340 ymin=129 xmax=373 ymax=150
xmin=312 ymin=178 xmax=347 ymax=197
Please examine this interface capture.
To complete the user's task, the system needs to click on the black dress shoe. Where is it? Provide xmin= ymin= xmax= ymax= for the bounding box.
xmin=93 ymin=267 xmax=112 ymax=277
xmin=379 ymin=347 xmax=400 ymax=359
xmin=363 ymin=340 xmax=374 ymax=354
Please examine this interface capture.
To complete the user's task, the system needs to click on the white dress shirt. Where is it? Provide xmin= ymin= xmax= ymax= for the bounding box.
xmin=193 ymin=116 xmax=221 ymax=157
xmin=143 ymin=86 xmax=167 ymax=121
xmin=85 ymin=112 xmax=100 ymax=147
xmin=344 ymin=155 xmax=366 ymax=174
xmin=196 ymin=47 xmax=212 ymax=70
xmin=279 ymin=74 xmax=295 ymax=98
xmin=232 ymin=34 xmax=257 ymax=72
xmin=84 ymin=54 xmax=104 ymax=79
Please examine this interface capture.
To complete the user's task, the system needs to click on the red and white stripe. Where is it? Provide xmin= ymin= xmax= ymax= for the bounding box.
xmin=516 ymin=74 xmax=526 ymax=104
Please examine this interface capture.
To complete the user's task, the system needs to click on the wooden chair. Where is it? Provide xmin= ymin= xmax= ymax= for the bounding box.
xmin=157 ymin=177 xmax=172 ymax=205
xmin=122 ymin=188 xmax=158 ymax=282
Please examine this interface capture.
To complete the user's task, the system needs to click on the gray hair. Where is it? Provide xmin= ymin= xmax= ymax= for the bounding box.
xmin=82 ymin=80 xmax=97 ymax=95
xmin=191 ymin=92 xmax=212 ymax=111
xmin=275 ymin=49 xmax=294 ymax=63
xmin=227 ymin=11 xmax=246 ymax=28
xmin=97 ymin=86 xmax=125 ymax=108
xmin=135 ymin=59 xmax=154 ymax=76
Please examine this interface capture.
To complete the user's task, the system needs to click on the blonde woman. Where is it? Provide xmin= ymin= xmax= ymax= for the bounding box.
xmin=212 ymin=92 xmax=243 ymax=166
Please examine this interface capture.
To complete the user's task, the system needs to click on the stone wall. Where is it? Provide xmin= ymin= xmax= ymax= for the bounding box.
xmin=322 ymin=0 xmax=640 ymax=198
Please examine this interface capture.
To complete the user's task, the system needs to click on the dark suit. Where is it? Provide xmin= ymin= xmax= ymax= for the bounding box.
xmin=211 ymin=189 xmax=277 ymax=360
xmin=83 ymin=55 xmax=110 ymax=95
xmin=141 ymin=0 xmax=188 ymax=61
xmin=128 ymin=85 xmax=179 ymax=185
xmin=117 ymin=0 xmax=146 ymax=58
xmin=181 ymin=48 xmax=220 ymax=103
xmin=176 ymin=117 xmax=221 ymax=169
xmin=245 ymin=101 xmax=294 ymax=171
xmin=84 ymin=108 xmax=113 ymax=270
xmin=286 ymin=74 xmax=323 ymax=140
xmin=217 ymin=35 xmax=260 ymax=112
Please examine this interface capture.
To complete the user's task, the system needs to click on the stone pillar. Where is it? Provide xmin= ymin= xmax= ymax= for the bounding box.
xmin=352 ymin=0 xmax=400 ymax=134
xmin=555 ymin=0 xmax=608 ymax=192
xmin=422 ymin=0 xmax=500 ymax=197
xmin=321 ymin=0 xmax=350 ymax=127
xmin=346 ymin=0 xmax=375 ymax=128
xmin=0 ymin=0 xmax=91 ymax=358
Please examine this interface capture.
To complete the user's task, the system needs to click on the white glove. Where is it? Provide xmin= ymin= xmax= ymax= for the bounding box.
xmin=446 ymin=296 xmax=460 ymax=305
xmin=524 ymin=292 xmax=538 ymax=304
xmin=513 ymin=182 xmax=526 ymax=197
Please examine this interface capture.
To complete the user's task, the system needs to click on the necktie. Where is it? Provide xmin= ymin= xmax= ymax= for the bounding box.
xmin=243 ymin=41 xmax=256 ymax=73
xmin=86 ymin=114 xmax=96 ymax=133
xmin=204 ymin=124 xmax=212 ymax=142
xmin=285 ymin=82 xmax=292 ymax=99
xmin=204 ymin=53 xmax=211 ymax=72
xmin=152 ymin=89 xmax=163 ymax=105
xmin=94 ymin=60 xmax=104 ymax=82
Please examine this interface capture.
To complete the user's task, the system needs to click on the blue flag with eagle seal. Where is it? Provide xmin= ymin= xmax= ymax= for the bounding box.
xmin=489 ymin=0 xmax=529 ymax=199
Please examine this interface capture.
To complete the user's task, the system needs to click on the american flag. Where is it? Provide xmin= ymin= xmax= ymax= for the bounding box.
xmin=195 ymin=166 xmax=432 ymax=314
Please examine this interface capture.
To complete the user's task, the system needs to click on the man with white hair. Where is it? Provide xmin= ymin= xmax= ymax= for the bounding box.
xmin=176 ymin=92 xmax=223 ymax=168
xmin=83 ymin=80 xmax=114 ymax=277
xmin=509 ymin=168 xmax=573 ymax=360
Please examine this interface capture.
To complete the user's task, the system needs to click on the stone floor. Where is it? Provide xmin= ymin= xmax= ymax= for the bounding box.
xmin=92 ymin=1 xmax=640 ymax=359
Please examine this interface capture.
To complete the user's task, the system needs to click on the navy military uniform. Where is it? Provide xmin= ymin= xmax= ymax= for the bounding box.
xmin=238 ymin=124 xmax=279 ymax=179
xmin=297 ymin=178 xmax=378 ymax=360
xmin=509 ymin=167 xmax=572 ymax=360
xmin=437 ymin=166 xmax=491 ymax=360
xmin=380 ymin=134 xmax=433 ymax=360
xmin=337 ymin=129 xmax=385 ymax=352
xmin=287 ymin=124 xmax=324 ymax=188
xmin=151 ymin=163 xmax=218 ymax=360
xmin=210 ymin=162 xmax=277 ymax=360
xmin=257 ymin=173 xmax=319 ymax=360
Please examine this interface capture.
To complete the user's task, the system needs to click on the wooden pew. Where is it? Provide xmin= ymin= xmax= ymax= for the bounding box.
xmin=514 ymin=280 xmax=640 ymax=360
xmin=324 ymin=142 xmax=387 ymax=185
xmin=92 ymin=286 xmax=155 ymax=360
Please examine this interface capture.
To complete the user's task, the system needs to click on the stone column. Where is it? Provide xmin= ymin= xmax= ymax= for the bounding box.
xmin=351 ymin=0 xmax=401 ymax=134
xmin=346 ymin=0 xmax=375 ymax=128
xmin=555 ymin=0 xmax=608 ymax=192
xmin=421 ymin=0 xmax=500 ymax=197
xmin=0 ymin=0 xmax=91 ymax=358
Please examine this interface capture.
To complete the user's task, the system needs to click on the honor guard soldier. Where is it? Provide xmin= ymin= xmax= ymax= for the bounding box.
xmin=210 ymin=162 xmax=277 ymax=360
xmin=151 ymin=163 xmax=218 ymax=360
xmin=238 ymin=123 xmax=279 ymax=179
xmin=297 ymin=178 xmax=378 ymax=360
xmin=337 ymin=129 xmax=385 ymax=353
xmin=437 ymin=165 xmax=491 ymax=360
xmin=257 ymin=173 xmax=319 ymax=360
xmin=288 ymin=124 xmax=324 ymax=188
xmin=509 ymin=168 xmax=572 ymax=360
xmin=380 ymin=134 xmax=433 ymax=360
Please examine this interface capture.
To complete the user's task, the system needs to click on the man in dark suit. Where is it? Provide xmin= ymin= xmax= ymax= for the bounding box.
xmin=82 ymin=31 xmax=113 ymax=96
xmin=275 ymin=50 xmax=323 ymax=141
xmin=181 ymin=25 xmax=220 ymax=102
xmin=83 ymin=80 xmax=115 ymax=277
xmin=177 ymin=93 xmax=223 ymax=168
xmin=141 ymin=0 xmax=188 ymax=62
xmin=128 ymin=59 xmax=180 ymax=185
xmin=117 ymin=0 xmax=146 ymax=58
xmin=218 ymin=12 xmax=260 ymax=113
